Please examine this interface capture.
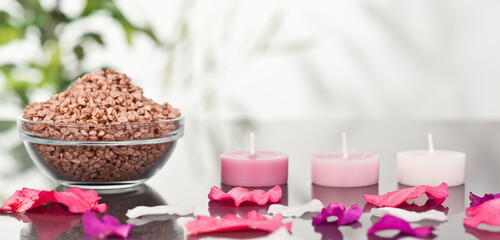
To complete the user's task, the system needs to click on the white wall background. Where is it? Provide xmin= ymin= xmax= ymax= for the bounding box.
xmin=2 ymin=0 xmax=500 ymax=121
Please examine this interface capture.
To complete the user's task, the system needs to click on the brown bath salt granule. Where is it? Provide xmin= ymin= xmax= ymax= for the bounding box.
xmin=23 ymin=68 xmax=180 ymax=125
xmin=21 ymin=69 xmax=181 ymax=182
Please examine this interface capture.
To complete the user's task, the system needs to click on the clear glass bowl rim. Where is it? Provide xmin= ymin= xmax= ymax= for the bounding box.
xmin=17 ymin=115 xmax=184 ymax=146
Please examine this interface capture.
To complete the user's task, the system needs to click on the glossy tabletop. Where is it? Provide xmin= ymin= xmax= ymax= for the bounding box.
xmin=1 ymin=119 xmax=499 ymax=239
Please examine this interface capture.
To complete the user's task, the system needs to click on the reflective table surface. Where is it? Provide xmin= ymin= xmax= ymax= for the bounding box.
xmin=1 ymin=119 xmax=499 ymax=239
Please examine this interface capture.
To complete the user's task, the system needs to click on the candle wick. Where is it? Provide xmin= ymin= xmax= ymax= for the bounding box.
xmin=342 ymin=132 xmax=348 ymax=159
xmin=428 ymin=133 xmax=434 ymax=154
xmin=250 ymin=132 xmax=255 ymax=156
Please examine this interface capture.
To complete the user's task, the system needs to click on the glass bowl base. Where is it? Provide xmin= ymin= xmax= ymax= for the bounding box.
xmin=57 ymin=180 xmax=146 ymax=192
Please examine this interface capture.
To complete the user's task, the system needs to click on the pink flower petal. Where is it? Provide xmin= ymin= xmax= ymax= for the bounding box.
xmin=312 ymin=203 xmax=362 ymax=225
xmin=363 ymin=183 xmax=449 ymax=207
xmin=83 ymin=211 xmax=135 ymax=239
xmin=208 ymin=186 xmax=282 ymax=207
xmin=464 ymin=198 xmax=500 ymax=228
xmin=368 ymin=215 xmax=435 ymax=238
xmin=0 ymin=187 xmax=107 ymax=213
xmin=469 ymin=192 xmax=500 ymax=207
xmin=185 ymin=210 xmax=292 ymax=236
xmin=0 ymin=188 xmax=47 ymax=212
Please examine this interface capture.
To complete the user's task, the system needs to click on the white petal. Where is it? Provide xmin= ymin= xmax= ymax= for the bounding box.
xmin=370 ymin=207 xmax=447 ymax=222
xmin=268 ymin=199 xmax=324 ymax=217
xmin=126 ymin=205 xmax=195 ymax=219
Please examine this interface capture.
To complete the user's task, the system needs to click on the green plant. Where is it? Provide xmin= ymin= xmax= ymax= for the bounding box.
xmin=0 ymin=0 xmax=158 ymax=107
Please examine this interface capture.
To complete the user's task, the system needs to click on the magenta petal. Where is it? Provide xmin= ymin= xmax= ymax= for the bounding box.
xmin=185 ymin=210 xmax=292 ymax=236
xmin=208 ymin=186 xmax=282 ymax=207
xmin=364 ymin=183 xmax=449 ymax=207
xmin=368 ymin=215 xmax=435 ymax=238
xmin=469 ymin=192 xmax=500 ymax=207
xmin=312 ymin=203 xmax=362 ymax=225
xmin=83 ymin=211 xmax=135 ymax=239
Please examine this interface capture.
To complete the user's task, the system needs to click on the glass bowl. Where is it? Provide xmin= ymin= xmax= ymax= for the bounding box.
xmin=17 ymin=116 xmax=184 ymax=189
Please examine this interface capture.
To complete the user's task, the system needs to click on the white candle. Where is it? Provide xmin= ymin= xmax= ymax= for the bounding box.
xmin=311 ymin=132 xmax=379 ymax=187
xmin=397 ymin=133 xmax=466 ymax=187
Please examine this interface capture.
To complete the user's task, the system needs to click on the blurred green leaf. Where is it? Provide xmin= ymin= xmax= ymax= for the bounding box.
xmin=0 ymin=25 xmax=24 ymax=44
xmin=73 ymin=45 xmax=84 ymax=60
xmin=0 ymin=11 xmax=9 ymax=21
xmin=109 ymin=5 xmax=135 ymax=44
xmin=0 ymin=11 xmax=24 ymax=45
xmin=17 ymin=0 xmax=43 ymax=13
xmin=82 ymin=32 xmax=104 ymax=45
xmin=81 ymin=0 xmax=108 ymax=17
xmin=0 ymin=120 xmax=15 ymax=132
xmin=142 ymin=24 xmax=159 ymax=44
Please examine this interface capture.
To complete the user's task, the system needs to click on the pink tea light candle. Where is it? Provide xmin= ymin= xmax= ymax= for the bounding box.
xmin=311 ymin=133 xmax=379 ymax=187
xmin=220 ymin=133 xmax=288 ymax=187
xmin=397 ymin=133 xmax=466 ymax=187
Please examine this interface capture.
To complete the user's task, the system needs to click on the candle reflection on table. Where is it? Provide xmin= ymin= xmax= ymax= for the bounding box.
xmin=398 ymin=183 xmax=465 ymax=215
xmin=18 ymin=184 xmax=184 ymax=240
xmin=209 ymin=184 xmax=288 ymax=218
xmin=311 ymin=183 xmax=378 ymax=211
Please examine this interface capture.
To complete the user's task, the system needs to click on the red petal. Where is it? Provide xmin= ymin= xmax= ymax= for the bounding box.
xmin=185 ymin=210 xmax=292 ymax=235
xmin=464 ymin=198 xmax=500 ymax=228
xmin=0 ymin=188 xmax=45 ymax=212
xmin=208 ymin=186 xmax=282 ymax=207
xmin=0 ymin=187 xmax=106 ymax=213
xmin=363 ymin=183 xmax=448 ymax=207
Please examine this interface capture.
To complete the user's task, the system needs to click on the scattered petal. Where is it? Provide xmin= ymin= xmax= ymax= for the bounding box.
xmin=83 ymin=211 xmax=135 ymax=239
xmin=367 ymin=215 xmax=435 ymax=238
xmin=185 ymin=210 xmax=291 ymax=235
xmin=312 ymin=203 xmax=362 ymax=225
xmin=208 ymin=185 xmax=282 ymax=207
xmin=0 ymin=187 xmax=107 ymax=213
xmin=126 ymin=205 xmax=194 ymax=219
xmin=464 ymin=198 xmax=500 ymax=228
xmin=268 ymin=199 xmax=324 ymax=217
xmin=469 ymin=192 xmax=500 ymax=207
xmin=371 ymin=207 xmax=447 ymax=222
xmin=208 ymin=198 xmax=268 ymax=218
xmin=364 ymin=183 xmax=448 ymax=207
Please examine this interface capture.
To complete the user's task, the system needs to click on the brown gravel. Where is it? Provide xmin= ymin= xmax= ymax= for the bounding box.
xmin=21 ymin=69 xmax=181 ymax=182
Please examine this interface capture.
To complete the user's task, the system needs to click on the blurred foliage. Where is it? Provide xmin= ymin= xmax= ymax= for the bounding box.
xmin=0 ymin=0 xmax=158 ymax=107
xmin=0 ymin=120 xmax=15 ymax=132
